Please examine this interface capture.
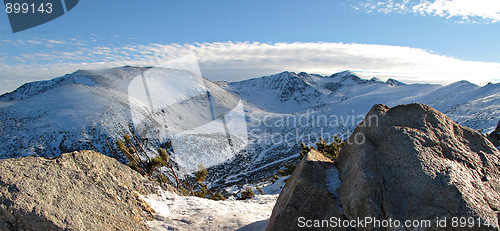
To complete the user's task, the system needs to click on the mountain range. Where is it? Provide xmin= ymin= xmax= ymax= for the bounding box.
xmin=1 ymin=66 xmax=498 ymax=189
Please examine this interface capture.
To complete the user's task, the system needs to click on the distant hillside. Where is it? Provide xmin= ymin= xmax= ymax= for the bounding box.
xmin=1 ymin=67 xmax=499 ymax=189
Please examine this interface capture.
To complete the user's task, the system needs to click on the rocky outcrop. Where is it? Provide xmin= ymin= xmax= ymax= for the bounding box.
xmin=266 ymin=149 xmax=345 ymax=231
xmin=336 ymin=103 xmax=500 ymax=230
xmin=488 ymin=120 xmax=500 ymax=148
xmin=0 ymin=150 xmax=170 ymax=231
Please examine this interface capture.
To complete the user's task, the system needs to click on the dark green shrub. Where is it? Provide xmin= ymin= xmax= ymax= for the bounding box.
xmin=157 ymin=173 xmax=169 ymax=183
xmin=194 ymin=184 xmax=208 ymax=198
xmin=270 ymin=174 xmax=280 ymax=184
xmin=256 ymin=186 xmax=265 ymax=195
xmin=299 ymin=142 xmax=313 ymax=160
xmin=114 ymin=134 xmax=179 ymax=186
xmin=239 ymin=188 xmax=255 ymax=200
xmin=113 ymin=133 xmax=219 ymax=199
xmin=299 ymin=136 xmax=345 ymax=161
xmin=278 ymin=162 xmax=296 ymax=176
xmin=208 ymin=192 xmax=226 ymax=201
xmin=195 ymin=164 xmax=208 ymax=183
xmin=315 ymin=136 xmax=344 ymax=161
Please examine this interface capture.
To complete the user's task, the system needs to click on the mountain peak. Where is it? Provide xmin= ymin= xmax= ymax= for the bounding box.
xmin=278 ymin=71 xmax=294 ymax=76
xmin=0 ymin=66 xmax=190 ymax=102
xmin=386 ymin=78 xmax=406 ymax=86
xmin=454 ymin=80 xmax=475 ymax=85
xmin=327 ymin=70 xmax=365 ymax=84
xmin=338 ymin=70 xmax=353 ymax=76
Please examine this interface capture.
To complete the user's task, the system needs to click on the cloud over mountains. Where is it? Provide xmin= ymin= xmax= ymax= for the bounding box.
xmin=1 ymin=41 xmax=499 ymax=94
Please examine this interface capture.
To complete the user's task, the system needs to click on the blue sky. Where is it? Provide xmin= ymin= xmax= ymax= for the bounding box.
xmin=1 ymin=0 xmax=500 ymax=93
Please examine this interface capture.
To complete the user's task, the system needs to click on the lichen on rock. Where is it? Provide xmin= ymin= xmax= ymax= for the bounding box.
xmin=0 ymin=150 xmax=174 ymax=231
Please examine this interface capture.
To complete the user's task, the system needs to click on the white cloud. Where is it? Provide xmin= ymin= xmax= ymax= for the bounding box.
xmin=0 ymin=41 xmax=499 ymax=94
xmin=356 ymin=0 xmax=500 ymax=23
xmin=27 ymin=40 xmax=42 ymax=45
xmin=46 ymin=40 xmax=65 ymax=44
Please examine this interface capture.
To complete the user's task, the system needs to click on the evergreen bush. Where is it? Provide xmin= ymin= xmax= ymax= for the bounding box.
xmin=239 ymin=188 xmax=255 ymax=200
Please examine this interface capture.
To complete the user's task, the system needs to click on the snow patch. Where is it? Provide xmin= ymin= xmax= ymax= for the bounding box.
xmin=0 ymin=101 xmax=18 ymax=108
xmin=142 ymin=189 xmax=278 ymax=231
xmin=326 ymin=167 xmax=341 ymax=197
xmin=262 ymin=175 xmax=290 ymax=195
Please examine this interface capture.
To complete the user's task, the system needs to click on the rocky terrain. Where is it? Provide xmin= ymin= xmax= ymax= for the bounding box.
xmin=266 ymin=149 xmax=344 ymax=231
xmin=1 ymin=102 xmax=499 ymax=230
xmin=488 ymin=120 xmax=500 ymax=148
xmin=0 ymin=150 xmax=173 ymax=231
xmin=268 ymin=103 xmax=500 ymax=230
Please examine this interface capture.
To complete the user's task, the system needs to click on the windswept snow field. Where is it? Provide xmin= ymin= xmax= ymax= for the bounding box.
xmin=141 ymin=174 xmax=290 ymax=230
xmin=143 ymin=189 xmax=278 ymax=231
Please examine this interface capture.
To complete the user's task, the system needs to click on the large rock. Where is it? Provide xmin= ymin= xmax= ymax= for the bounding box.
xmin=336 ymin=103 xmax=500 ymax=230
xmin=488 ymin=120 xmax=500 ymax=148
xmin=267 ymin=149 xmax=345 ymax=231
xmin=0 ymin=150 xmax=169 ymax=231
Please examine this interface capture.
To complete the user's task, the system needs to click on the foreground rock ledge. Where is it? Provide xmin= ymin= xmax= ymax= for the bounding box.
xmin=0 ymin=150 xmax=167 ymax=231
xmin=337 ymin=103 xmax=500 ymax=230
xmin=267 ymin=149 xmax=345 ymax=231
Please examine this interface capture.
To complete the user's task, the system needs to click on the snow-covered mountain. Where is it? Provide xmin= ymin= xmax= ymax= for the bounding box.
xmin=208 ymin=70 xmax=500 ymax=188
xmin=0 ymin=67 xmax=147 ymax=159
xmin=228 ymin=70 xmax=499 ymax=132
xmin=1 ymin=67 xmax=499 ymax=189
xmin=0 ymin=66 xmax=245 ymax=175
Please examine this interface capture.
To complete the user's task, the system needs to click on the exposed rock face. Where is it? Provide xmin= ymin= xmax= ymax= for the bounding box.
xmin=488 ymin=120 xmax=500 ymax=148
xmin=0 ymin=150 xmax=168 ymax=231
xmin=267 ymin=149 xmax=345 ymax=231
xmin=336 ymin=103 xmax=500 ymax=230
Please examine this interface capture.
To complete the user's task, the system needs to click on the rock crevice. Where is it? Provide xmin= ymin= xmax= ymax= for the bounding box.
xmin=266 ymin=150 xmax=345 ymax=231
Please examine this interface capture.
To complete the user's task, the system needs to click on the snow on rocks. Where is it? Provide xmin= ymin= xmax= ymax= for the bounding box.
xmin=262 ymin=176 xmax=289 ymax=195
xmin=325 ymin=167 xmax=341 ymax=197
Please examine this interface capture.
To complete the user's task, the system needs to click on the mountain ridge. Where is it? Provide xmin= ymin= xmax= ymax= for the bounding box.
xmin=1 ymin=66 xmax=499 ymax=190
xmin=1 ymin=67 xmax=486 ymax=102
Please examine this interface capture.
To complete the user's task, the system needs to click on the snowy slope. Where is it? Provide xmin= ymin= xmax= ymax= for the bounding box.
xmin=1 ymin=67 xmax=499 ymax=190
xmin=209 ymin=71 xmax=500 ymax=188
xmin=0 ymin=66 xmax=154 ymax=160
xmin=0 ymin=66 xmax=245 ymax=176
xmin=143 ymin=188 xmax=277 ymax=231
